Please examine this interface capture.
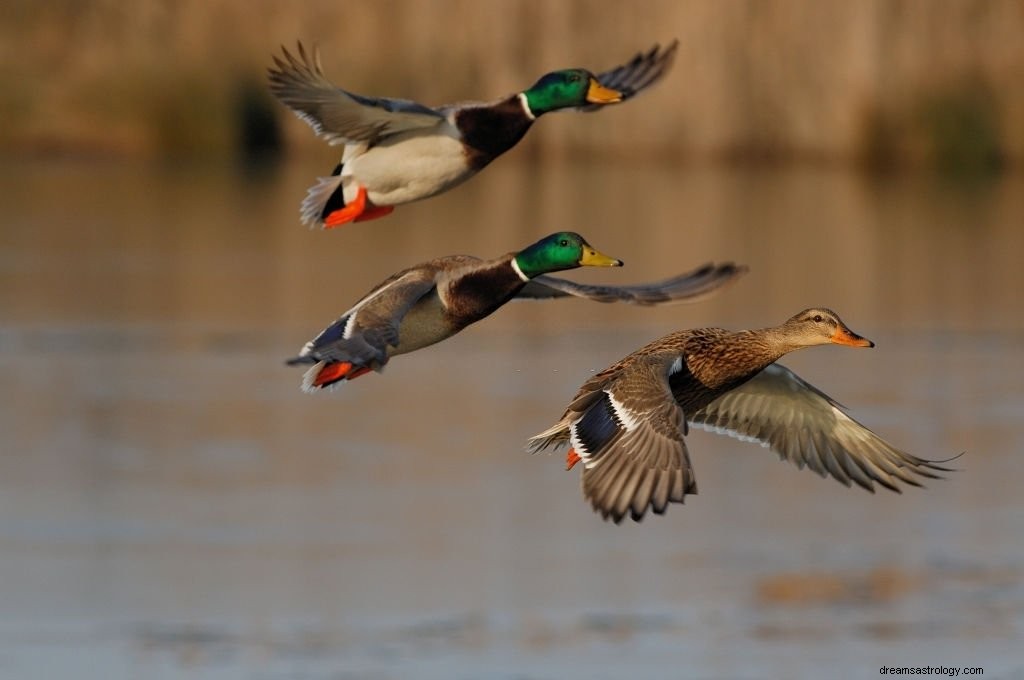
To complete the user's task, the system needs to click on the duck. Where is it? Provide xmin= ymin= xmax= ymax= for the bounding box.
xmin=286 ymin=232 xmax=744 ymax=391
xmin=267 ymin=41 xmax=678 ymax=229
xmin=527 ymin=308 xmax=958 ymax=523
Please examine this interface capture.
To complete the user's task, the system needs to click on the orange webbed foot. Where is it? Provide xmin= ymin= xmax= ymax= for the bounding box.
xmin=566 ymin=448 xmax=582 ymax=471
xmin=323 ymin=186 xmax=369 ymax=228
xmin=354 ymin=205 xmax=394 ymax=223
xmin=347 ymin=366 xmax=373 ymax=380
xmin=312 ymin=361 xmax=354 ymax=387
xmin=311 ymin=361 xmax=374 ymax=388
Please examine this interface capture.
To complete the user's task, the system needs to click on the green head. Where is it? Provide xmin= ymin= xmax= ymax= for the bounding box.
xmin=513 ymin=232 xmax=623 ymax=278
xmin=522 ymin=69 xmax=623 ymax=116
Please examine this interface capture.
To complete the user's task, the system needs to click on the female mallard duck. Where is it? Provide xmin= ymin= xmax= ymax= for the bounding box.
xmin=287 ymin=232 xmax=743 ymax=390
xmin=268 ymin=41 xmax=677 ymax=228
xmin=527 ymin=308 xmax=958 ymax=523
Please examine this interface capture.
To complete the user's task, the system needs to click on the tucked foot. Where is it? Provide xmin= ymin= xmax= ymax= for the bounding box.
xmin=323 ymin=186 xmax=369 ymax=228
xmin=305 ymin=361 xmax=374 ymax=391
xmin=312 ymin=361 xmax=355 ymax=387
xmin=355 ymin=205 xmax=394 ymax=222
xmin=566 ymin=448 xmax=582 ymax=471
xmin=347 ymin=366 xmax=373 ymax=379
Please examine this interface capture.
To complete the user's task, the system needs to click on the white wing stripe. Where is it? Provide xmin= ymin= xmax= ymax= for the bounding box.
xmin=569 ymin=424 xmax=597 ymax=468
xmin=607 ymin=391 xmax=641 ymax=431
xmin=341 ymin=272 xmax=417 ymax=339
xmin=689 ymin=420 xmax=770 ymax=448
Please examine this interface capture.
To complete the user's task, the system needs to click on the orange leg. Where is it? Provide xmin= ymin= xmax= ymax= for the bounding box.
xmin=323 ymin=186 xmax=368 ymax=228
xmin=354 ymin=205 xmax=394 ymax=222
xmin=312 ymin=361 xmax=354 ymax=387
xmin=566 ymin=448 xmax=582 ymax=471
xmin=347 ymin=366 xmax=373 ymax=380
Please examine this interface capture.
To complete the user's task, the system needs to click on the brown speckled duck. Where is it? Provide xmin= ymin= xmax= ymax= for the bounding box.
xmin=527 ymin=308 xmax=957 ymax=523
xmin=287 ymin=232 xmax=744 ymax=391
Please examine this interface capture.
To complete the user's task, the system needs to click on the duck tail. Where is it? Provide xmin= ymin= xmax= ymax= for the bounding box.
xmin=300 ymin=174 xmax=345 ymax=228
xmin=525 ymin=421 xmax=571 ymax=455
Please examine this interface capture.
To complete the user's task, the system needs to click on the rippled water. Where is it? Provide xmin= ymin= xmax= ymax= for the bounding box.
xmin=1 ymin=157 xmax=1022 ymax=679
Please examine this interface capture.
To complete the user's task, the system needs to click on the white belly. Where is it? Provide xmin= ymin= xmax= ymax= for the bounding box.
xmin=344 ymin=130 xmax=477 ymax=206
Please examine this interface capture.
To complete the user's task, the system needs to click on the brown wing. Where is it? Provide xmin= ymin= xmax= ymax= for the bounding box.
xmin=570 ymin=355 xmax=697 ymax=523
xmin=689 ymin=363 xmax=958 ymax=492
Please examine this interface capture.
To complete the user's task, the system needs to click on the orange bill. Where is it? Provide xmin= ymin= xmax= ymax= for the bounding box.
xmin=585 ymin=78 xmax=623 ymax=104
xmin=579 ymin=245 xmax=623 ymax=267
xmin=831 ymin=327 xmax=874 ymax=347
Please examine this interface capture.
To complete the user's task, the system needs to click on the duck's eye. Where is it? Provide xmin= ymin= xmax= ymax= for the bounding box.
xmin=569 ymin=73 xmax=580 ymax=83
xmin=813 ymin=314 xmax=823 ymax=323
xmin=559 ymin=239 xmax=569 ymax=247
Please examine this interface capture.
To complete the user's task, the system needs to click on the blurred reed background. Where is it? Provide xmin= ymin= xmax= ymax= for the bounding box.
xmin=2 ymin=0 xmax=1021 ymax=173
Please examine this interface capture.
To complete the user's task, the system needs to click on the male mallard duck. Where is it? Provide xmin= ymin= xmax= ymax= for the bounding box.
xmin=527 ymin=308 xmax=958 ymax=523
xmin=268 ymin=41 xmax=678 ymax=228
xmin=287 ymin=232 xmax=743 ymax=390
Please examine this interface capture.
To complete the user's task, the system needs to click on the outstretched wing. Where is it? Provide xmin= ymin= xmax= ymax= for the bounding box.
xmin=516 ymin=262 xmax=745 ymax=305
xmin=689 ymin=363 xmax=958 ymax=492
xmin=578 ymin=40 xmax=679 ymax=112
xmin=287 ymin=268 xmax=439 ymax=370
xmin=539 ymin=354 xmax=697 ymax=523
xmin=268 ymin=42 xmax=447 ymax=146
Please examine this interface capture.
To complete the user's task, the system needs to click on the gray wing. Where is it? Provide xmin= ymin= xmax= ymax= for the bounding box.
xmin=287 ymin=268 xmax=439 ymax=368
xmin=574 ymin=356 xmax=698 ymax=523
xmin=578 ymin=40 xmax=679 ymax=112
xmin=517 ymin=262 xmax=745 ymax=305
xmin=268 ymin=43 xmax=447 ymax=145
xmin=688 ymin=363 xmax=957 ymax=493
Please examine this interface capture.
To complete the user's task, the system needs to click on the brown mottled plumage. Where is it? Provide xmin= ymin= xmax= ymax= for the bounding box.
xmin=528 ymin=308 xmax=958 ymax=523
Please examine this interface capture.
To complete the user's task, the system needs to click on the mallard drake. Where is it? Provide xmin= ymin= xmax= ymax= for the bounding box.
xmin=268 ymin=41 xmax=677 ymax=228
xmin=286 ymin=232 xmax=743 ymax=391
xmin=527 ymin=308 xmax=958 ymax=523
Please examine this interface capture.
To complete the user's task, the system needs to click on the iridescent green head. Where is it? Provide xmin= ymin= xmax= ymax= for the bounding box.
xmin=522 ymin=69 xmax=623 ymax=116
xmin=513 ymin=232 xmax=623 ymax=278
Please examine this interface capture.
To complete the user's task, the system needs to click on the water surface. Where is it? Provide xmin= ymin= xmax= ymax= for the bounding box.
xmin=1 ymin=158 xmax=1022 ymax=679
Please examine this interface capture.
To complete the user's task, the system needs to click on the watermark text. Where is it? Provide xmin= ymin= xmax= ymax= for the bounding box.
xmin=880 ymin=667 xmax=982 ymax=677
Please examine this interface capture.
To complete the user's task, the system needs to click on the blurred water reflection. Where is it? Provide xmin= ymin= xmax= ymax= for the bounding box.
xmin=1 ymin=158 xmax=1022 ymax=679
